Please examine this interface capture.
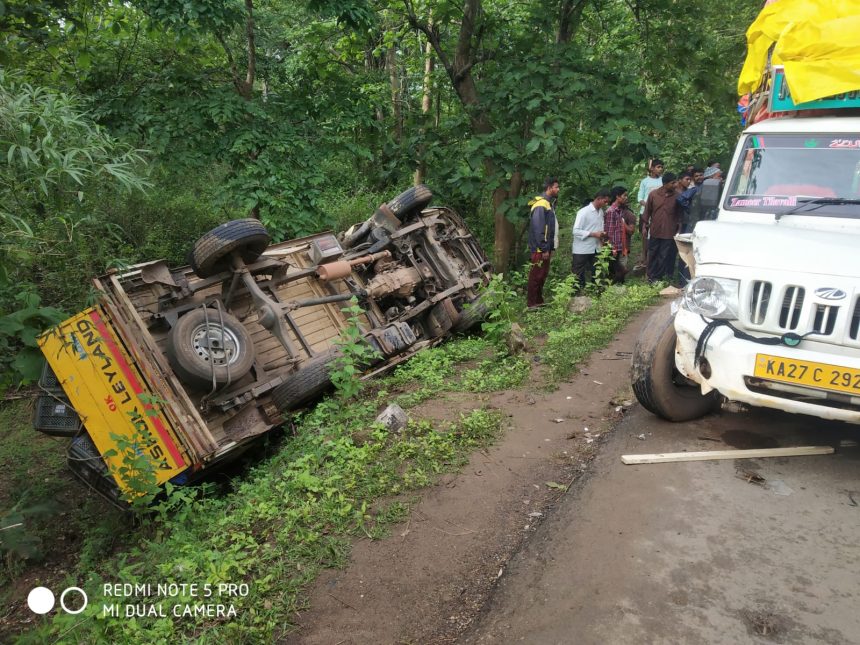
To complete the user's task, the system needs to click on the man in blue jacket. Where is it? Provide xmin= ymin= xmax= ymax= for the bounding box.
xmin=527 ymin=177 xmax=560 ymax=308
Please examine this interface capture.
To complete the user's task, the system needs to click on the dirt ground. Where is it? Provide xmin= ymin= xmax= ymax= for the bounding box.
xmin=284 ymin=308 xmax=654 ymax=644
xmin=464 ymin=402 xmax=860 ymax=644
xmin=0 ymin=306 xmax=651 ymax=643
xmin=287 ymin=302 xmax=860 ymax=645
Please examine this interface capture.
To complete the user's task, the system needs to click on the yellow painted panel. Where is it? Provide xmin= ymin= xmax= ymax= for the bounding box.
xmin=38 ymin=307 xmax=189 ymax=492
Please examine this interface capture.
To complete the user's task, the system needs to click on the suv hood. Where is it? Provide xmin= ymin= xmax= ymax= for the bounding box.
xmin=692 ymin=220 xmax=860 ymax=278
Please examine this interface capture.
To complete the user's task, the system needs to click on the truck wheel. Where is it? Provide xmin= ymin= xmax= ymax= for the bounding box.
xmin=386 ymin=184 xmax=433 ymax=218
xmin=631 ymin=304 xmax=720 ymax=422
xmin=453 ymin=294 xmax=490 ymax=333
xmin=167 ymin=308 xmax=255 ymax=388
xmin=191 ymin=219 xmax=270 ymax=278
xmin=271 ymin=349 xmax=340 ymax=412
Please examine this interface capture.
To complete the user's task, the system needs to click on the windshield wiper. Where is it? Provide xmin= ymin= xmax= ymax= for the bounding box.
xmin=776 ymin=197 xmax=860 ymax=220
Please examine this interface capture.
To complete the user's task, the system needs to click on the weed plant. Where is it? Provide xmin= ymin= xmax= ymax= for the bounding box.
xmin=461 ymin=356 xmax=530 ymax=392
xmin=538 ymin=282 xmax=660 ymax=381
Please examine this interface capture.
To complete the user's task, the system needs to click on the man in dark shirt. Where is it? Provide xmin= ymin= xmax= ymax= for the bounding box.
xmin=642 ymin=172 xmax=680 ymax=283
xmin=677 ymin=177 xmax=701 ymax=234
xmin=526 ymin=177 xmax=560 ymax=308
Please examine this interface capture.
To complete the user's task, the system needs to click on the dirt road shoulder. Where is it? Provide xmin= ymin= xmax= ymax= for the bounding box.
xmin=286 ymin=307 xmax=657 ymax=644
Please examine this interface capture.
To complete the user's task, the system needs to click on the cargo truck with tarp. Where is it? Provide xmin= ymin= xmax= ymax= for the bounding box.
xmin=632 ymin=0 xmax=860 ymax=424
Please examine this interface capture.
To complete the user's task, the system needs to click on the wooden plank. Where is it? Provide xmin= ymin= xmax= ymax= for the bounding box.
xmin=278 ymin=280 xmax=316 ymax=300
xmin=291 ymin=306 xmax=329 ymax=324
xmin=240 ymin=303 xmax=329 ymax=338
xmin=129 ymin=291 xmax=159 ymax=309
xmin=288 ymin=314 xmax=334 ymax=336
xmin=304 ymin=327 xmax=340 ymax=346
xmin=257 ymin=337 xmax=293 ymax=362
xmin=310 ymin=339 xmax=334 ymax=353
xmin=621 ymin=446 xmax=835 ymax=465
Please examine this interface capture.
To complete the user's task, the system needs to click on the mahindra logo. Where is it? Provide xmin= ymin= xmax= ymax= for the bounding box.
xmin=814 ymin=287 xmax=847 ymax=301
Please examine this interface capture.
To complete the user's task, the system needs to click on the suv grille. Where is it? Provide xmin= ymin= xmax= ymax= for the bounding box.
xmin=777 ymin=286 xmax=804 ymax=330
xmin=749 ymin=281 xmax=772 ymax=324
xmin=742 ymin=281 xmax=858 ymax=344
xmin=813 ymin=304 xmax=839 ymax=335
xmin=850 ymin=298 xmax=860 ymax=340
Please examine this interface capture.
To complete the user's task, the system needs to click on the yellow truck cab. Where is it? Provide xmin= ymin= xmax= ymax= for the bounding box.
xmin=34 ymin=186 xmax=492 ymax=505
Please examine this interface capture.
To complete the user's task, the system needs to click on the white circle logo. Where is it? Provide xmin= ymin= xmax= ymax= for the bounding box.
xmin=27 ymin=587 xmax=55 ymax=614
xmin=60 ymin=587 xmax=88 ymax=615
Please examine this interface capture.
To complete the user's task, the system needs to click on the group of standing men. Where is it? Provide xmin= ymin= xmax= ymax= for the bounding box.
xmin=526 ymin=178 xmax=636 ymax=309
xmin=638 ymin=159 xmax=724 ymax=283
xmin=526 ymin=159 xmax=724 ymax=308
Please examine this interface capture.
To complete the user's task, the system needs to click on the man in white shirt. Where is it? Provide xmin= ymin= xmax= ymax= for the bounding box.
xmin=572 ymin=188 xmax=611 ymax=293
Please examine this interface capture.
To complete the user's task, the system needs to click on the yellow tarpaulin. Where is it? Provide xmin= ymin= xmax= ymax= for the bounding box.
xmin=738 ymin=0 xmax=860 ymax=103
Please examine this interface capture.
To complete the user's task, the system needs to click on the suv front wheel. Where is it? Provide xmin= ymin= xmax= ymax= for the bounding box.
xmin=631 ymin=304 xmax=720 ymax=422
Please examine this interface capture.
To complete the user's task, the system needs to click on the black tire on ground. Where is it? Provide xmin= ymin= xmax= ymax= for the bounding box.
xmin=191 ymin=219 xmax=270 ymax=278
xmin=453 ymin=294 xmax=491 ymax=333
xmin=166 ymin=308 xmax=256 ymax=388
xmin=631 ymin=303 xmax=720 ymax=422
xmin=271 ymin=349 xmax=341 ymax=412
xmin=385 ymin=184 xmax=433 ymax=218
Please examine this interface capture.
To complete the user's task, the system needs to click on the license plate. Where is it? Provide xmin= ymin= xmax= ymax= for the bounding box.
xmin=754 ymin=354 xmax=860 ymax=395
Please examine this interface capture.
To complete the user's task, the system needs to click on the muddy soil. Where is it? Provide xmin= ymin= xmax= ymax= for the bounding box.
xmin=284 ymin=307 xmax=655 ymax=644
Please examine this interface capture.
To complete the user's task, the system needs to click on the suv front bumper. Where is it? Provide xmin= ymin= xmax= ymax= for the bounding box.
xmin=674 ymin=307 xmax=860 ymax=423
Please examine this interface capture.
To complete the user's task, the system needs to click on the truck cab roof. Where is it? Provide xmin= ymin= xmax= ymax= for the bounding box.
xmin=745 ymin=115 xmax=860 ymax=135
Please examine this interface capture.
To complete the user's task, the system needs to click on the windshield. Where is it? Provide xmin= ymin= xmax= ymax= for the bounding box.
xmin=725 ymin=134 xmax=860 ymax=217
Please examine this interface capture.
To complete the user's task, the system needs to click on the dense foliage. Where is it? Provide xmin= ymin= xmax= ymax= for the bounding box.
xmin=0 ymin=0 xmax=758 ymax=388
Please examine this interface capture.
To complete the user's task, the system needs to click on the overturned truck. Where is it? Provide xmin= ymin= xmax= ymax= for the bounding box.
xmin=34 ymin=186 xmax=492 ymax=505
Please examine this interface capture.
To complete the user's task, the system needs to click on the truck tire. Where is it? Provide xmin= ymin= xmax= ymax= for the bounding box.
xmin=191 ymin=219 xmax=270 ymax=278
xmin=167 ymin=308 xmax=255 ymax=388
xmin=385 ymin=184 xmax=433 ymax=218
xmin=271 ymin=349 xmax=340 ymax=412
xmin=453 ymin=294 xmax=490 ymax=333
xmin=631 ymin=304 xmax=720 ymax=422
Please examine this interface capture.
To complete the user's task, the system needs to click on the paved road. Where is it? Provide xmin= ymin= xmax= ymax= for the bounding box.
xmin=465 ymin=405 xmax=860 ymax=644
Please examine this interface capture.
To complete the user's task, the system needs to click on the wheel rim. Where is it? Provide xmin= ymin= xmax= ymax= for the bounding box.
xmin=189 ymin=323 xmax=242 ymax=366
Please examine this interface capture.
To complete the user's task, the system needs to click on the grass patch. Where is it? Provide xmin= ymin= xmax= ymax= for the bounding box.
xmin=461 ymin=355 xmax=530 ymax=392
xmin=0 ymin=400 xmax=126 ymax=586
xmin=16 ymin=395 xmax=506 ymax=644
xmin=535 ymin=283 xmax=661 ymax=381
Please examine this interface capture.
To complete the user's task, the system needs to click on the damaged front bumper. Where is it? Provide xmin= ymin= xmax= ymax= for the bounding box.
xmin=674 ymin=306 xmax=860 ymax=423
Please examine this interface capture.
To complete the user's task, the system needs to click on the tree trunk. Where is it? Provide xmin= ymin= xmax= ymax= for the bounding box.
xmin=243 ymin=0 xmax=256 ymax=95
xmin=406 ymin=0 xmax=518 ymax=270
xmin=365 ymin=37 xmax=385 ymax=122
xmin=215 ymin=0 xmax=261 ymax=218
xmin=387 ymin=46 xmax=402 ymax=143
xmin=492 ymin=170 xmax=523 ymax=270
xmin=414 ymin=21 xmax=434 ymax=185
xmin=557 ymin=0 xmax=588 ymax=44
